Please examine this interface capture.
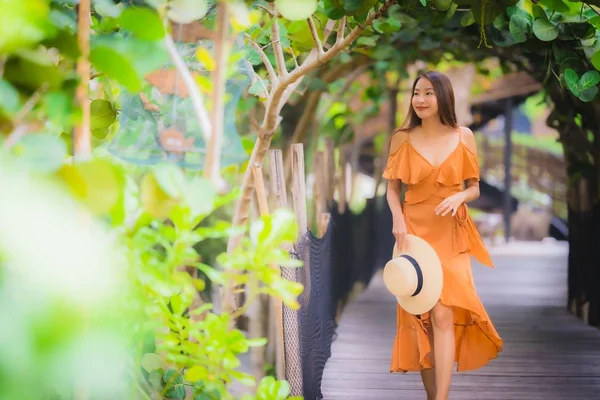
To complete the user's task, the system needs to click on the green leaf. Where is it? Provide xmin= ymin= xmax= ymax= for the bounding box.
xmin=433 ymin=0 xmax=451 ymax=11
xmin=3 ymin=53 xmax=64 ymax=91
xmin=565 ymin=68 xmax=580 ymax=93
xmin=94 ymin=0 xmax=123 ymax=18
xmin=255 ymin=376 xmax=291 ymax=400
xmin=12 ymin=134 xmax=67 ymax=173
xmin=141 ymin=353 xmax=165 ymax=373
xmin=419 ymin=0 xmax=427 ymax=6
xmin=230 ymin=370 xmax=256 ymax=387
xmin=539 ymin=0 xmax=569 ymax=13
xmin=248 ymin=79 xmax=268 ymax=97
xmin=185 ymin=176 xmax=217 ymax=217
xmin=343 ymin=0 xmax=363 ymax=14
xmin=580 ymin=70 xmax=600 ymax=90
xmin=592 ymin=51 xmax=600 ymax=71
xmin=167 ymin=0 xmax=210 ymax=24
xmin=276 ymin=0 xmax=318 ymax=20
xmin=509 ymin=14 xmax=531 ymax=43
xmin=44 ymin=91 xmax=74 ymax=129
xmin=184 ymin=365 xmax=209 ymax=383
xmin=246 ymin=337 xmax=268 ymax=347
xmin=118 ymin=7 xmax=165 ymax=40
xmin=460 ymin=10 xmax=475 ymax=27
xmin=90 ymin=45 xmax=142 ymax=92
xmin=356 ymin=36 xmax=377 ymax=47
xmin=0 ymin=79 xmax=20 ymax=116
xmin=59 ymin=159 xmax=125 ymax=215
xmin=163 ymin=368 xmax=186 ymax=399
xmin=90 ymin=99 xmax=117 ymax=130
xmin=94 ymin=36 xmax=169 ymax=77
xmin=154 ymin=163 xmax=186 ymax=198
xmin=192 ymin=262 xmax=225 ymax=284
xmin=149 ymin=369 xmax=165 ymax=390
xmin=323 ymin=0 xmax=345 ymax=20
xmin=0 ymin=0 xmax=55 ymax=54
xmin=532 ymin=18 xmax=559 ymax=41
xmin=579 ymin=85 xmax=598 ymax=102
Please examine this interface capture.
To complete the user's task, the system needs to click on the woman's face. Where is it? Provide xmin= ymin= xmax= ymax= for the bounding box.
xmin=411 ymin=78 xmax=439 ymax=120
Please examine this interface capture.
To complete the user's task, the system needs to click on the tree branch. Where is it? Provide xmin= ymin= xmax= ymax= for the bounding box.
xmin=256 ymin=4 xmax=277 ymax=17
xmin=271 ymin=10 xmax=288 ymax=78
xmin=336 ymin=16 xmax=347 ymax=44
xmin=262 ymin=0 xmax=395 ymax=131
xmin=246 ymin=35 xmax=277 ymax=83
xmin=226 ymin=0 xmax=394 ymax=262
xmin=4 ymin=86 xmax=46 ymax=149
xmin=73 ymin=0 xmax=91 ymax=160
xmin=163 ymin=34 xmax=212 ymax=142
xmin=307 ymin=16 xmax=325 ymax=56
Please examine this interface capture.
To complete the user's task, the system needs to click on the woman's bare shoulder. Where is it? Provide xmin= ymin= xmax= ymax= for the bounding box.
xmin=389 ymin=128 xmax=410 ymax=154
xmin=460 ymin=126 xmax=477 ymax=154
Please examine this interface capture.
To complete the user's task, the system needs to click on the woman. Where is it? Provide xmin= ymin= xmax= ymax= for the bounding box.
xmin=383 ymin=71 xmax=503 ymax=400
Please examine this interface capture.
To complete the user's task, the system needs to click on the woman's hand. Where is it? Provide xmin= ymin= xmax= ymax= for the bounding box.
xmin=392 ymin=215 xmax=408 ymax=251
xmin=435 ymin=191 xmax=467 ymax=217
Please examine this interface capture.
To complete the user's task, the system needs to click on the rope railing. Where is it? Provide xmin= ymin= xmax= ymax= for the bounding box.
xmin=280 ymin=197 xmax=393 ymax=399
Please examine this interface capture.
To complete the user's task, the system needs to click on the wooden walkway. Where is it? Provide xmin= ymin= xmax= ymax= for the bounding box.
xmin=322 ymin=242 xmax=600 ymax=399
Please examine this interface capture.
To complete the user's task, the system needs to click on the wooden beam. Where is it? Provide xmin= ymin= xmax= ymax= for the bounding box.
xmin=338 ymin=147 xmax=347 ymax=214
xmin=503 ymin=97 xmax=513 ymax=243
xmin=266 ymin=149 xmax=289 ymax=381
xmin=268 ymin=149 xmax=289 ymax=209
xmin=291 ymin=144 xmax=308 ymax=239
xmin=324 ymin=138 xmax=335 ymax=207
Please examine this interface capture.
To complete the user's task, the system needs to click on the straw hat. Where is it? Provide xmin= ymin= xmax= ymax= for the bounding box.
xmin=382 ymin=234 xmax=443 ymax=315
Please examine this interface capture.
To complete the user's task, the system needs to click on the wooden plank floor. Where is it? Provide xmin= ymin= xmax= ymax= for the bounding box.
xmin=322 ymin=242 xmax=600 ymax=399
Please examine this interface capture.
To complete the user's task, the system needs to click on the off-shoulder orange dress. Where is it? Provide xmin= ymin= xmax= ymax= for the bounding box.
xmin=383 ymin=128 xmax=503 ymax=373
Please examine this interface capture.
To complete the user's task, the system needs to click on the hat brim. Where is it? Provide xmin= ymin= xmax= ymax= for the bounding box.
xmin=383 ymin=234 xmax=443 ymax=315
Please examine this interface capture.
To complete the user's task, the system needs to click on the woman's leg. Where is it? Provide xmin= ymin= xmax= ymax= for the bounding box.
xmin=431 ymin=302 xmax=455 ymax=400
xmin=420 ymin=323 xmax=436 ymax=400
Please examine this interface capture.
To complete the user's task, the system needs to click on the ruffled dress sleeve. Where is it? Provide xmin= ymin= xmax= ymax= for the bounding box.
xmin=382 ymin=132 xmax=410 ymax=182
xmin=462 ymin=143 xmax=481 ymax=182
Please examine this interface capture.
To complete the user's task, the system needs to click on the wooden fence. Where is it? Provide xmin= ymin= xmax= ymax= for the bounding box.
xmin=477 ymin=134 xmax=567 ymax=219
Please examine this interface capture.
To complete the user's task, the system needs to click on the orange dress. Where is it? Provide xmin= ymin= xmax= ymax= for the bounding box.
xmin=382 ymin=128 xmax=503 ymax=373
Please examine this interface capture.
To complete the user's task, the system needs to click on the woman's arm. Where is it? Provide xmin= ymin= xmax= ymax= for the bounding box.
xmin=387 ymin=179 xmax=404 ymax=218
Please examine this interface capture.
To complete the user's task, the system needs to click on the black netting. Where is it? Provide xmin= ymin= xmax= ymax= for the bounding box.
xmin=280 ymin=196 xmax=394 ymax=399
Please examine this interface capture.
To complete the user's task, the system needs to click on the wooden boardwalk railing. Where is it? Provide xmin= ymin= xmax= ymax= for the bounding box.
xmin=322 ymin=242 xmax=600 ymax=399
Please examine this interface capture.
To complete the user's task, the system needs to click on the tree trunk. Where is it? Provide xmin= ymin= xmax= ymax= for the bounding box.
xmin=546 ymin=83 xmax=600 ymax=327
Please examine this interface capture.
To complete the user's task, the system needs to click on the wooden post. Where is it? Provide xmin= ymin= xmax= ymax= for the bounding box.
xmin=287 ymin=144 xmax=307 ymax=397
xmin=267 ymin=149 xmax=289 ymax=381
xmin=338 ymin=146 xmax=347 ymax=214
xmin=318 ymin=213 xmax=331 ymax=237
xmin=314 ymin=150 xmax=327 ymax=220
xmin=268 ymin=149 xmax=289 ymax=210
xmin=291 ymin=144 xmax=308 ymax=238
xmin=249 ymin=164 xmax=273 ymax=382
xmin=503 ymin=97 xmax=513 ymax=243
xmin=324 ymin=138 xmax=335 ymax=207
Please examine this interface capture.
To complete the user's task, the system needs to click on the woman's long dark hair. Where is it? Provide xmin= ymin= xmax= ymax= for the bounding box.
xmin=399 ymin=71 xmax=458 ymax=132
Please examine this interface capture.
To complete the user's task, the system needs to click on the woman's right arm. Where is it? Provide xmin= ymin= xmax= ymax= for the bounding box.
xmin=386 ymin=179 xmax=403 ymax=219
xmin=384 ymin=130 xmax=409 ymax=249
xmin=387 ymin=179 xmax=407 ymax=249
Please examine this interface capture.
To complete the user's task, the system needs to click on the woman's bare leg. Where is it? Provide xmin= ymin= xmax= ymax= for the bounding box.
xmin=420 ymin=323 xmax=436 ymax=400
xmin=431 ymin=302 xmax=455 ymax=400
